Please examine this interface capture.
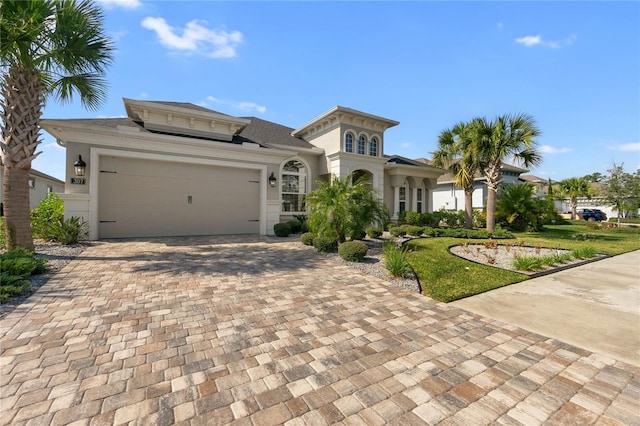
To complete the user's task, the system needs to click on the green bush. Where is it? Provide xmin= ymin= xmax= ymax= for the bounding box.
xmin=313 ymin=235 xmax=338 ymax=253
xmin=403 ymin=211 xmax=423 ymax=226
xmin=287 ymin=220 xmax=302 ymax=234
xmin=338 ymin=241 xmax=368 ymax=262
xmin=572 ymin=246 xmax=598 ymax=259
xmin=0 ymin=217 xmax=5 ymax=250
xmin=274 ymin=222 xmax=292 ymax=237
xmin=31 ymin=192 xmax=64 ymax=239
xmin=0 ymin=248 xmax=47 ymax=304
xmin=389 ymin=226 xmax=407 ymax=237
xmin=421 ymin=226 xmax=436 ymax=237
xmin=366 ymin=227 xmax=383 ymax=238
xmin=384 ymin=244 xmax=413 ymax=278
xmin=300 ymin=232 xmax=315 ymax=246
xmin=350 ymin=229 xmax=366 ymax=240
xmin=47 ymin=216 xmax=88 ymax=245
xmin=405 ymin=225 xmax=424 ymax=237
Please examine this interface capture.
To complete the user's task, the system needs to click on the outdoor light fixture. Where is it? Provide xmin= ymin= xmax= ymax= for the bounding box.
xmin=268 ymin=172 xmax=277 ymax=187
xmin=74 ymin=155 xmax=86 ymax=177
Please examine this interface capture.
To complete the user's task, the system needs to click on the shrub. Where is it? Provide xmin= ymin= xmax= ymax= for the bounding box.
xmin=572 ymin=246 xmax=598 ymax=259
xmin=0 ymin=217 xmax=5 ymax=249
xmin=421 ymin=226 xmax=435 ymax=237
xmin=313 ymin=235 xmax=338 ymax=253
xmin=338 ymin=241 xmax=368 ymax=262
xmin=512 ymin=255 xmax=544 ymax=272
xmin=31 ymin=192 xmax=64 ymax=239
xmin=274 ymin=222 xmax=292 ymax=237
xmin=300 ymin=232 xmax=315 ymax=246
xmin=389 ymin=226 xmax=407 ymax=237
xmin=47 ymin=217 xmax=89 ymax=245
xmin=0 ymin=248 xmax=47 ymax=304
xmin=366 ymin=227 xmax=383 ymax=239
xmin=350 ymin=229 xmax=366 ymax=241
xmin=403 ymin=211 xmax=423 ymax=226
xmin=384 ymin=244 xmax=413 ymax=278
xmin=405 ymin=226 xmax=424 ymax=237
xmin=287 ymin=220 xmax=302 ymax=234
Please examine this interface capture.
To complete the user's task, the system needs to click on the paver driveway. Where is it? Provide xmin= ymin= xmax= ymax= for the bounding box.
xmin=1 ymin=236 xmax=638 ymax=425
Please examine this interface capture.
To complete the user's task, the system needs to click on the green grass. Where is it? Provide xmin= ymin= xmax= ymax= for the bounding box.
xmin=405 ymin=223 xmax=640 ymax=303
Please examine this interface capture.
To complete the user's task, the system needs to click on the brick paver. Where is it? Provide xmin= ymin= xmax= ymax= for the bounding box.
xmin=1 ymin=236 xmax=638 ymax=425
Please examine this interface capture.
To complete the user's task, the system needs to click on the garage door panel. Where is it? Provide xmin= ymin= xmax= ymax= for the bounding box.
xmin=98 ymin=156 xmax=261 ymax=238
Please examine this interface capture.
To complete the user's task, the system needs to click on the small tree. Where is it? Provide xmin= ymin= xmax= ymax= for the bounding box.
xmin=495 ymin=183 xmax=543 ymax=231
xmin=305 ymin=174 xmax=388 ymax=243
xmin=601 ymin=163 xmax=640 ymax=223
xmin=558 ymin=177 xmax=595 ymax=220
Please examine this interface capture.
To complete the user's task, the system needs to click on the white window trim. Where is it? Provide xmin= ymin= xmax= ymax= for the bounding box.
xmin=279 ymin=156 xmax=311 ymax=214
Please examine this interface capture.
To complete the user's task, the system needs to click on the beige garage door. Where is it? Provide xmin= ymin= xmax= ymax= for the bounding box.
xmin=98 ymin=156 xmax=261 ymax=238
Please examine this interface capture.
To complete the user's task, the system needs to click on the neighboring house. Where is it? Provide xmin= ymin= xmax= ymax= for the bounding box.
xmin=41 ymin=99 xmax=445 ymax=239
xmin=519 ymin=174 xmax=549 ymax=198
xmin=0 ymin=165 xmax=65 ymax=212
xmin=426 ymin=160 xmax=528 ymax=211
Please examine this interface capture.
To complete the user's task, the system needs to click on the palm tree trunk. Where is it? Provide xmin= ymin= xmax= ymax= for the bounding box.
xmin=464 ymin=186 xmax=474 ymax=229
xmin=2 ymin=167 xmax=34 ymax=250
xmin=1 ymin=65 xmax=44 ymax=251
xmin=485 ymin=161 xmax=502 ymax=233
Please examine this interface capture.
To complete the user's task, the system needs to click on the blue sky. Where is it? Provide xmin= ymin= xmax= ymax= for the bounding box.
xmin=36 ymin=0 xmax=640 ymax=182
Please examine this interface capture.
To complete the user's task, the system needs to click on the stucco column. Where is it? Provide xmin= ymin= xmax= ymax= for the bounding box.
xmin=392 ymin=186 xmax=400 ymax=220
xmin=412 ymin=187 xmax=418 ymax=212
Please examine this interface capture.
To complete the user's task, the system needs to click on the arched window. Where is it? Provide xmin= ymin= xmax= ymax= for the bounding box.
xmin=369 ymin=137 xmax=378 ymax=156
xmin=281 ymin=159 xmax=307 ymax=212
xmin=358 ymin=135 xmax=366 ymax=155
xmin=345 ymin=133 xmax=353 ymax=153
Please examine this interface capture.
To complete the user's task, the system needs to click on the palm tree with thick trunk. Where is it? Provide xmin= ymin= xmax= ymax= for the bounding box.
xmin=558 ymin=177 xmax=594 ymax=220
xmin=475 ymin=114 xmax=542 ymax=232
xmin=432 ymin=119 xmax=485 ymax=229
xmin=1 ymin=0 xmax=113 ymax=250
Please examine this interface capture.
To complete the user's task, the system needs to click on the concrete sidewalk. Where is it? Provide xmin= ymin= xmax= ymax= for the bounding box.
xmin=452 ymin=250 xmax=640 ymax=367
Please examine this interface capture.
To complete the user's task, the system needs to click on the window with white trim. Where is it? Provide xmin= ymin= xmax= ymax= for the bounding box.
xmin=416 ymin=188 xmax=423 ymax=213
xmin=345 ymin=133 xmax=353 ymax=153
xmin=369 ymin=137 xmax=378 ymax=156
xmin=281 ymin=160 xmax=307 ymax=212
xmin=358 ymin=135 xmax=366 ymax=155
xmin=399 ymin=187 xmax=406 ymax=213
xmin=47 ymin=185 xmax=54 ymax=193
xmin=28 ymin=178 xmax=35 ymax=189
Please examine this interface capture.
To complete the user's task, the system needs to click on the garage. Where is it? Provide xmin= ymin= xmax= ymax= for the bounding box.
xmin=98 ymin=156 xmax=261 ymax=238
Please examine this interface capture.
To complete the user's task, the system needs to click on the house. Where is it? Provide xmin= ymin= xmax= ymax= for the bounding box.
xmin=519 ymin=174 xmax=549 ymax=198
xmin=0 ymin=166 xmax=65 ymax=212
xmin=41 ymin=99 xmax=445 ymax=239
xmin=427 ymin=160 xmax=528 ymax=211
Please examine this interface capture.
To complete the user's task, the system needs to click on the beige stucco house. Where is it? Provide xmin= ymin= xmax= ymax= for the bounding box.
xmin=41 ymin=99 xmax=444 ymax=239
xmin=0 ymin=166 xmax=65 ymax=211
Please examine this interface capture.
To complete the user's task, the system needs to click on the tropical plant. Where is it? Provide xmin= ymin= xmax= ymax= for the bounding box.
xmin=1 ymin=0 xmax=114 ymax=250
xmin=46 ymin=216 xmax=88 ymax=244
xmin=474 ymin=114 xmax=542 ymax=232
xmin=432 ymin=120 xmax=485 ymax=229
xmin=558 ymin=177 xmax=595 ymax=220
xmin=383 ymin=241 xmax=412 ymax=278
xmin=495 ymin=183 xmax=544 ymax=231
xmin=305 ymin=174 xmax=389 ymax=243
xmin=31 ymin=192 xmax=64 ymax=239
xmin=273 ymin=222 xmax=292 ymax=237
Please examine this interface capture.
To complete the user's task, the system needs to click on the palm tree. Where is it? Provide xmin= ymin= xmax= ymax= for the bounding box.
xmin=305 ymin=174 xmax=388 ymax=243
xmin=432 ymin=119 xmax=485 ymax=229
xmin=495 ymin=183 xmax=542 ymax=231
xmin=475 ymin=114 xmax=542 ymax=232
xmin=1 ymin=0 xmax=114 ymax=250
xmin=558 ymin=177 xmax=594 ymax=220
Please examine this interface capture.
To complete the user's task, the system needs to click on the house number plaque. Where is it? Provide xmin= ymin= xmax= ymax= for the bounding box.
xmin=71 ymin=178 xmax=86 ymax=185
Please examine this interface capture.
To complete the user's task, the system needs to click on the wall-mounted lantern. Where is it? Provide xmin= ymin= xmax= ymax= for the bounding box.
xmin=74 ymin=155 xmax=86 ymax=177
xmin=268 ymin=172 xmax=277 ymax=188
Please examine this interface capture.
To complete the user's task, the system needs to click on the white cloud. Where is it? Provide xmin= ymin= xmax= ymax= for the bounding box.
xmin=515 ymin=35 xmax=541 ymax=47
xmin=540 ymin=145 xmax=572 ymax=154
xmin=515 ymin=33 xmax=577 ymax=49
xmin=401 ymin=142 xmax=411 ymax=148
xmin=98 ymin=0 xmax=142 ymax=9
xmin=141 ymin=17 xmax=242 ymax=58
xmin=608 ymin=142 xmax=640 ymax=152
xmin=238 ymin=102 xmax=267 ymax=114
xmin=496 ymin=22 xmax=504 ymax=30
xmin=139 ymin=92 xmax=148 ymax=99
xmin=201 ymin=96 xmax=266 ymax=115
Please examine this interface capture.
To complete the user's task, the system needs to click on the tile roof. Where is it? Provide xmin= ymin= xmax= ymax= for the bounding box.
xmin=238 ymin=116 xmax=315 ymax=149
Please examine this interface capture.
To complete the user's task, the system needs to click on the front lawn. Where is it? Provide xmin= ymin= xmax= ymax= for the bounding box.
xmin=405 ymin=224 xmax=640 ymax=303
